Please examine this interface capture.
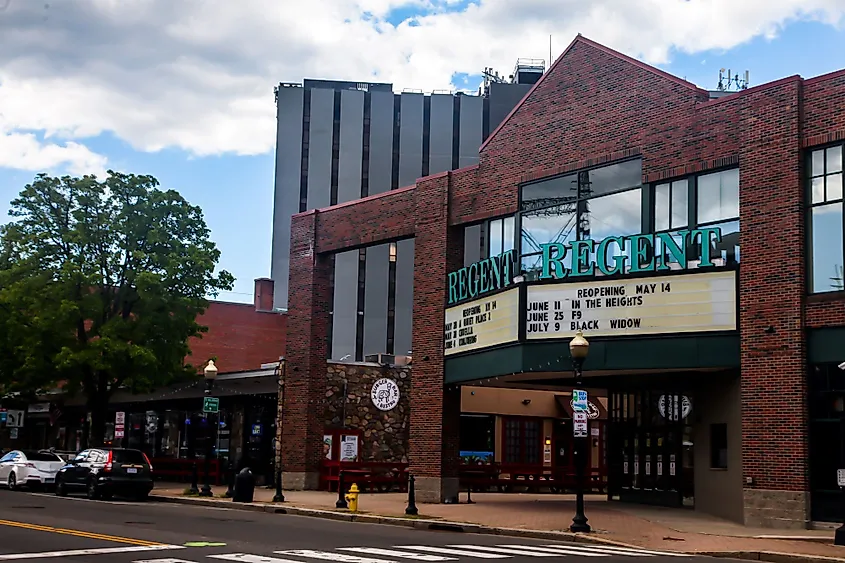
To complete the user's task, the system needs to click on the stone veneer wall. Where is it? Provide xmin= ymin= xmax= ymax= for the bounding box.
xmin=325 ymin=361 xmax=411 ymax=462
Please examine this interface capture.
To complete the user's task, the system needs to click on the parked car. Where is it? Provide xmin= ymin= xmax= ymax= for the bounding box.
xmin=0 ymin=450 xmax=66 ymax=490
xmin=55 ymin=447 xmax=154 ymax=500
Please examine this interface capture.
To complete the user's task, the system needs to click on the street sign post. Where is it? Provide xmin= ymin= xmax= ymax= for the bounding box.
xmin=203 ymin=396 xmax=219 ymax=414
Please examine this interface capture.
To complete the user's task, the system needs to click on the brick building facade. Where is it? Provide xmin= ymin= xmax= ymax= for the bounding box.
xmin=282 ymin=35 xmax=845 ymax=527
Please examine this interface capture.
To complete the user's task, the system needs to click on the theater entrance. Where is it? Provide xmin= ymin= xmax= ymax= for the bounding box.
xmin=607 ymin=390 xmax=694 ymax=508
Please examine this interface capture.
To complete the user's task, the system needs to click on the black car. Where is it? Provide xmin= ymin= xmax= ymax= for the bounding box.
xmin=55 ymin=447 xmax=154 ymax=500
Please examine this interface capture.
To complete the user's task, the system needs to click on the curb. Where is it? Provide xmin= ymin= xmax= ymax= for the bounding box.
xmin=150 ymin=495 xmax=844 ymax=563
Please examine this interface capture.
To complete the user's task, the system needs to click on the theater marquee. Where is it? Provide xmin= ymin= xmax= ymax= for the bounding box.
xmin=525 ymin=270 xmax=736 ymax=339
xmin=444 ymin=288 xmax=520 ymax=356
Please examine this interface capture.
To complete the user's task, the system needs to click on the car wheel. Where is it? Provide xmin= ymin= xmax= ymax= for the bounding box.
xmin=86 ymin=480 xmax=99 ymax=500
xmin=7 ymin=473 xmax=16 ymax=491
xmin=55 ymin=478 xmax=67 ymax=497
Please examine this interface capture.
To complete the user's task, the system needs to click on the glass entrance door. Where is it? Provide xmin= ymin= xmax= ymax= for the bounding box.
xmin=608 ymin=390 xmax=693 ymax=507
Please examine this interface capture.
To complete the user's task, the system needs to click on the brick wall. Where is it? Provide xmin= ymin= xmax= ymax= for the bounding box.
xmin=283 ymin=35 xmax=845 ymax=509
xmin=188 ymin=301 xmax=285 ymax=373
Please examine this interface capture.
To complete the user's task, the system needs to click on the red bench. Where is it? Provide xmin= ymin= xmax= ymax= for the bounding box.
xmin=320 ymin=461 xmax=409 ymax=493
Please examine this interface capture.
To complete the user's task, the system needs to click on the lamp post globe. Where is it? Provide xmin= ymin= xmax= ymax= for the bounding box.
xmin=568 ymin=331 xmax=591 ymax=534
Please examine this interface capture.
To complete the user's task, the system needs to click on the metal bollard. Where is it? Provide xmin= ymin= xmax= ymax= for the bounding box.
xmin=466 ymin=486 xmax=475 ymax=504
xmin=189 ymin=460 xmax=199 ymax=495
xmin=335 ymin=470 xmax=348 ymax=509
xmin=224 ymin=461 xmax=235 ymax=498
xmin=405 ymin=474 xmax=418 ymax=516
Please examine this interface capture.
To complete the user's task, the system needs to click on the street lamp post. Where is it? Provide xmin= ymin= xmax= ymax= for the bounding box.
xmin=199 ymin=360 xmax=218 ymax=498
xmin=569 ymin=331 xmax=591 ymax=533
xmin=834 ymin=394 xmax=845 ymax=545
xmin=273 ymin=358 xmax=286 ymax=503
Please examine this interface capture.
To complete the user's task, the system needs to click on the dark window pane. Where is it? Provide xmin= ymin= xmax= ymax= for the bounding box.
xmin=521 ymin=253 xmax=544 ymax=276
xmin=111 ymin=449 xmax=146 ymax=464
xmin=811 ymin=203 xmax=844 ymax=293
xmin=709 ymin=423 xmax=728 ymax=469
xmin=581 ymin=189 xmax=641 ymax=241
xmin=520 ymin=175 xmax=577 ymax=210
xmin=22 ymin=451 xmax=63 ymax=462
xmin=520 ymin=205 xmax=576 ymax=255
xmin=585 ymin=159 xmax=642 ymax=197
xmin=459 ymin=414 xmax=495 ymax=461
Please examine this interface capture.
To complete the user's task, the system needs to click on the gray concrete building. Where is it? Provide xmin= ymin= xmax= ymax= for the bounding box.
xmin=271 ymin=62 xmax=543 ymax=361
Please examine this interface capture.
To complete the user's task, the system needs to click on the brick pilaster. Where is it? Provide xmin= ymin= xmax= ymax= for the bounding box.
xmin=738 ymin=79 xmax=809 ymax=527
xmin=283 ymin=211 xmax=332 ymax=489
xmin=409 ymin=172 xmax=463 ymax=502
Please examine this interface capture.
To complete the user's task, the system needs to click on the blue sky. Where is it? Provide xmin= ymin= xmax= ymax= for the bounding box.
xmin=0 ymin=2 xmax=843 ymax=304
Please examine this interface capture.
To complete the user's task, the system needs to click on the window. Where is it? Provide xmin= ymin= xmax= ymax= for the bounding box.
xmin=519 ymin=159 xmax=642 ymax=277
xmin=486 ymin=216 xmax=515 ymax=258
xmin=654 ymin=179 xmax=688 ymax=232
xmin=809 ymin=145 xmax=845 ymax=293
xmin=503 ymin=417 xmax=541 ymax=464
xmin=21 ymin=451 xmax=63 ymax=462
xmin=651 ymin=169 xmax=740 ymax=269
xmin=460 ymin=414 xmax=495 ymax=464
xmin=709 ymin=423 xmax=728 ymax=469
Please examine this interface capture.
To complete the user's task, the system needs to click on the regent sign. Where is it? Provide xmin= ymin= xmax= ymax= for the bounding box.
xmin=446 ymin=228 xmax=723 ymax=305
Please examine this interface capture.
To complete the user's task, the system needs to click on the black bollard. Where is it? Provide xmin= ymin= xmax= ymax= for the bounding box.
xmin=405 ymin=474 xmax=418 ymax=516
xmin=335 ymin=470 xmax=348 ymax=509
xmin=189 ymin=460 xmax=199 ymax=495
xmin=466 ymin=486 xmax=475 ymax=504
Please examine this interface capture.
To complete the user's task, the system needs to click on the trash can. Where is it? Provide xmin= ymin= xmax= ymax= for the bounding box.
xmin=232 ymin=467 xmax=255 ymax=503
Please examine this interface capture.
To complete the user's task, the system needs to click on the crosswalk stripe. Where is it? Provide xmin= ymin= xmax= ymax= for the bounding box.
xmin=338 ymin=548 xmax=455 ymax=561
xmin=543 ymin=545 xmax=685 ymax=557
xmin=276 ymin=550 xmax=398 ymax=563
xmin=394 ymin=547 xmax=510 ymax=559
xmin=526 ymin=545 xmax=651 ymax=558
xmin=209 ymin=555 xmax=303 ymax=563
xmin=445 ymin=546 xmax=558 ymax=557
xmin=133 ymin=559 xmax=197 ymax=563
xmin=509 ymin=545 xmax=605 ymax=558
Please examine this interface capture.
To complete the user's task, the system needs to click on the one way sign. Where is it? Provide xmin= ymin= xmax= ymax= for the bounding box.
xmin=5 ymin=409 xmax=24 ymax=428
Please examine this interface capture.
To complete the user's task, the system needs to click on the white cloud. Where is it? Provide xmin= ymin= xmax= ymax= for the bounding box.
xmin=0 ymin=0 xmax=842 ymax=164
xmin=0 ymin=129 xmax=108 ymax=177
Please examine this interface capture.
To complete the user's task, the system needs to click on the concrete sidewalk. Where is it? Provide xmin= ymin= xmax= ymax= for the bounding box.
xmin=151 ymin=484 xmax=845 ymax=561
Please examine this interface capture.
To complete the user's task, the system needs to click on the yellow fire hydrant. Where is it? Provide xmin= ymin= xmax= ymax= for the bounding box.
xmin=345 ymin=483 xmax=360 ymax=512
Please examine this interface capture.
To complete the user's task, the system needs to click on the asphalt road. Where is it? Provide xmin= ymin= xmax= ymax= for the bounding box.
xmin=0 ymin=488 xmax=719 ymax=563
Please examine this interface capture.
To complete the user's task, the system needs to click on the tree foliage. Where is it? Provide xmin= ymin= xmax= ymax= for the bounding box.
xmin=0 ymin=172 xmax=234 ymax=444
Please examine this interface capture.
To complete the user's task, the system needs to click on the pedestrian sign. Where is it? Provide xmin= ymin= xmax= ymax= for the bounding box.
xmin=572 ymin=389 xmax=588 ymax=411
xmin=203 ymin=396 xmax=219 ymax=413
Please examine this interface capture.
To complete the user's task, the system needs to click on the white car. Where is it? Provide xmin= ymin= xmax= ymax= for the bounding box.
xmin=0 ymin=450 xmax=67 ymax=490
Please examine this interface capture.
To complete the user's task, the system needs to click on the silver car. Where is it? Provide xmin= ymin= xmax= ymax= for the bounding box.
xmin=0 ymin=450 xmax=67 ymax=490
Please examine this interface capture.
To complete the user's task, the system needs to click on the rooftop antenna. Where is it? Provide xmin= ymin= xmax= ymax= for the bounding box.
xmin=549 ymin=35 xmax=552 ymax=72
xmin=717 ymin=68 xmax=750 ymax=91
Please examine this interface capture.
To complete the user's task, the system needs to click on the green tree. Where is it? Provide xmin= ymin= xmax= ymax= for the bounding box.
xmin=0 ymin=172 xmax=234 ymax=445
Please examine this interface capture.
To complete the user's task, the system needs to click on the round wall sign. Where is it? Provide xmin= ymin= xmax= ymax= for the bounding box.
xmin=570 ymin=399 xmax=601 ymax=420
xmin=658 ymin=395 xmax=692 ymax=421
xmin=371 ymin=378 xmax=400 ymax=411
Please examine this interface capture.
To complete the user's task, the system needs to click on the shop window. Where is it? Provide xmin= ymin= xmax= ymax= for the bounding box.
xmin=459 ymin=414 xmax=495 ymax=464
xmin=808 ymin=144 xmax=845 ymax=293
xmin=709 ymin=423 xmax=728 ymax=469
xmin=518 ymin=159 xmax=643 ymax=278
xmin=503 ymin=417 xmax=541 ymax=465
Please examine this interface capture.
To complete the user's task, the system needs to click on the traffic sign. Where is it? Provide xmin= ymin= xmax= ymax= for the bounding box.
xmin=203 ymin=396 xmax=219 ymax=413
xmin=572 ymin=389 xmax=588 ymax=411
xmin=573 ymin=411 xmax=588 ymax=437
xmin=837 ymin=469 xmax=845 ymax=488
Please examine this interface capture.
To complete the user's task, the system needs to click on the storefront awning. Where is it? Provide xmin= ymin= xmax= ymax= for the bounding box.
xmin=555 ymin=394 xmax=607 ymax=420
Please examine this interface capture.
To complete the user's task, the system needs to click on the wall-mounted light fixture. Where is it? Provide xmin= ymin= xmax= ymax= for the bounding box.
xmin=522 ymin=399 xmax=531 ymax=405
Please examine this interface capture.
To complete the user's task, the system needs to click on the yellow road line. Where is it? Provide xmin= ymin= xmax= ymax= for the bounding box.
xmin=0 ymin=519 xmax=163 ymax=546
